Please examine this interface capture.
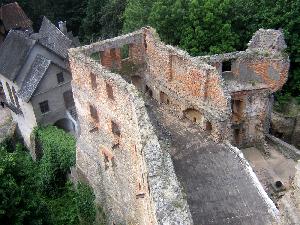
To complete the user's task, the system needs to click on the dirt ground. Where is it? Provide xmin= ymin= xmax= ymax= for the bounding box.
xmin=242 ymin=145 xmax=296 ymax=195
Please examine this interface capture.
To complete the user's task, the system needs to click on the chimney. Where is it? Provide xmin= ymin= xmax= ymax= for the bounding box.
xmin=58 ymin=21 xmax=67 ymax=35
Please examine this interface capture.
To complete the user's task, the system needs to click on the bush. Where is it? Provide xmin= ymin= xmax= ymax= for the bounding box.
xmin=0 ymin=141 xmax=50 ymax=225
xmin=76 ymin=182 xmax=97 ymax=225
xmin=274 ymin=92 xmax=292 ymax=113
xmin=0 ymin=128 xmax=104 ymax=225
xmin=43 ymin=181 xmax=79 ymax=225
xmin=34 ymin=126 xmax=76 ymax=195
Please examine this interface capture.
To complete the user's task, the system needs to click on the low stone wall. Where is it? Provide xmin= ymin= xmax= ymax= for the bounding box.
xmin=270 ymin=112 xmax=300 ymax=149
xmin=266 ymin=134 xmax=300 ymax=160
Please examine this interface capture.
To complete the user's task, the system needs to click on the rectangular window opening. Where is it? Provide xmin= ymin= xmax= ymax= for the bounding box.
xmin=90 ymin=52 xmax=100 ymax=61
xmin=121 ymin=44 xmax=129 ymax=59
xmin=57 ymin=72 xmax=64 ymax=84
xmin=90 ymin=72 xmax=97 ymax=89
xmin=222 ymin=60 xmax=232 ymax=72
xmin=89 ymin=104 xmax=99 ymax=123
xmin=106 ymin=82 xmax=114 ymax=100
xmin=111 ymin=120 xmax=121 ymax=137
xmin=39 ymin=100 xmax=49 ymax=114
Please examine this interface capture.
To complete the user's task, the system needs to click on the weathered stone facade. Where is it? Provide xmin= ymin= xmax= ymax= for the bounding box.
xmin=69 ymin=27 xmax=289 ymax=224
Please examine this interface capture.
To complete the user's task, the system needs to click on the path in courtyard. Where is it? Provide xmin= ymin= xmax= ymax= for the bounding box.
xmin=145 ymin=98 xmax=277 ymax=225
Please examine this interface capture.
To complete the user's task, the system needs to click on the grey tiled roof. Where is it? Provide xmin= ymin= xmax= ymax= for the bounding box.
xmin=32 ymin=17 xmax=72 ymax=59
xmin=17 ymin=54 xmax=51 ymax=102
xmin=0 ymin=30 xmax=35 ymax=81
xmin=0 ymin=17 xmax=73 ymax=102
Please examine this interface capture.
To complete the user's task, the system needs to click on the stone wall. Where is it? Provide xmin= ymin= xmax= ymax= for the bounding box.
xmin=143 ymin=28 xmax=230 ymax=141
xmin=196 ymin=29 xmax=289 ymax=147
xmin=266 ymin=134 xmax=300 ymax=160
xmin=69 ymin=43 xmax=192 ymax=224
xmin=271 ymin=112 xmax=300 ymax=149
xmin=230 ymin=89 xmax=271 ymax=147
xmin=68 ymin=27 xmax=290 ymax=224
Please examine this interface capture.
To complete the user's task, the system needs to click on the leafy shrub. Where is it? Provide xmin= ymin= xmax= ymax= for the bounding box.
xmin=76 ymin=182 xmax=97 ymax=225
xmin=0 ymin=141 xmax=50 ymax=225
xmin=44 ymin=181 xmax=79 ymax=225
xmin=34 ymin=126 xmax=76 ymax=195
xmin=274 ymin=92 xmax=292 ymax=113
xmin=0 ymin=128 xmax=104 ymax=225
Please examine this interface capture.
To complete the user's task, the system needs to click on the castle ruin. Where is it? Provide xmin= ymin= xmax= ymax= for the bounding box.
xmin=69 ymin=27 xmax=289 ymax=224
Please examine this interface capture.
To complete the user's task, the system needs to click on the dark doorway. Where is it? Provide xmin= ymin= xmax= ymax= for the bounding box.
xmin=234 ymin=128 xmax=242 ymax=145
xmin=206 ymin=121 xmax=212 ymax=133
xmin=131 ymin=76 xmax=143 ymax=90
xmin=63 ymin=90 xmax=75 ymax=109
xmin=160 ymin=91 xmax=170 ymax=105
xmin=54 ymin=118 xmax=75 ymax=134
xmin=231 ymin=99 xmax=244 ymax=122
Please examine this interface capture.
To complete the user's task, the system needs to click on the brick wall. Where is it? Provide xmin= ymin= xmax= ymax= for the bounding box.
xmin=69 ymin=47 xmax=192 ymax=224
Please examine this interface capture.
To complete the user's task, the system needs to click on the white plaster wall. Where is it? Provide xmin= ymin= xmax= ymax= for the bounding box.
xmin=16 ymin=44 xmax=67 ymax=86
xmin=0 ymin=75 xmax=37 ymax=148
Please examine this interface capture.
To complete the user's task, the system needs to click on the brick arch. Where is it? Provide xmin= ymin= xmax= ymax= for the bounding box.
xmin=183 ymin=108 xmax=203 ymax=124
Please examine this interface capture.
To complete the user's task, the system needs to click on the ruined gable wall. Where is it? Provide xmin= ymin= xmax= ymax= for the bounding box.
xmin=242 ymin=58 xmax=289 ymax=92
xmin=70 ymin=54 xmax=155 ymax=225
xmin=69 ymin=48 xmax=192 ymax=224
xmin=143 ymin=29 xmax=230 ymax=141
xmin=144 ymin=28 xmax=229 ymax=111
xmin=199 ymin=29 xmax=289 ymax=93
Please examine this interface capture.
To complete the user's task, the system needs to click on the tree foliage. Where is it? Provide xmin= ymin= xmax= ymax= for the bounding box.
xmin=0 ymin=141 xmax=49 ymax=225
xmin=80 ymin=0 xmax=126 ymax=42
xmin=35 ymin=126 xmax=76 ymax=195
xmin=122 ymin=0 xmax=155 ymax=33
xmin=0 ymin=126 xmax=100 ymax=225
xmin=123 ymin=0 xmax=300 ymax=100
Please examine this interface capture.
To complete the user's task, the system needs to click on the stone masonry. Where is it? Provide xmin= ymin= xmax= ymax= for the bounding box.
xmin=69 ymin=27 xmax=289 ymax=224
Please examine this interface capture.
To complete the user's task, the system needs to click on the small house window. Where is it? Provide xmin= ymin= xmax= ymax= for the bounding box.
xmin=39 ymin=100 xmax=49 ymax=114
xmin=90 ymin=72 xmax=97 ymax=89
xmin=106 ymin=83 xmax=114 ymax=100
xmin=111 ymin=120 xmax=120 ymax=136
xmin=57 ymin=72 xmax=64 ymax=84
xmin=89 ymin=104 xmax=99 ymax=123
xmin=63 ymin=90 xmax=75 ymax=109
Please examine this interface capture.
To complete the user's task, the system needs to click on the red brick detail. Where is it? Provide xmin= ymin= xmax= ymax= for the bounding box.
xmin=100 ymin=48 xmax=122 ymax=70
xmin=100 ymin=146 xmax=114 ymax=161
xmin=248 ymin=59 xmax=289 ymax=92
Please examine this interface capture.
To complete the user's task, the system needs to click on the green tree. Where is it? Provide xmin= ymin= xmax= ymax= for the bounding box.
xmin=123 ymin=0 xmax=156 ymax=33
xmin=80 ymin=0 xmax=126 ymax=42
xmin=0 ymin=141 xmax=50 ymax=225
xmin=35 ymin=126 xmax=76 ymax=195
xmin=149 ymin=0 xmax=188 ymax=46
